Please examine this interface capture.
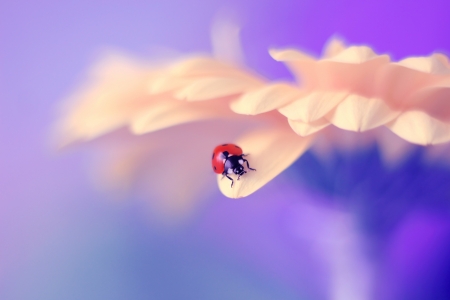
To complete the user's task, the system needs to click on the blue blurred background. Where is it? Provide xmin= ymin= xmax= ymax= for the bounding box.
xmin=2 ymin=0 xmax=450 ymax=299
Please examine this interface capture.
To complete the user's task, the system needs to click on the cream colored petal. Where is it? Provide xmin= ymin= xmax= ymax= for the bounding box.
xmin=96 ymin=121 xmax=250 ymax=221
xmin=170 ymin=57 xmax=238 ymax=76
xmin=288 ymin=118 xmax=330 ymax=136
xmin=397 ymin=54 xmax=450 ymax=75
xmin=387 ymin=111 xmax=450 ymax=145
xmin=373 ymin=64 xmax=444 ymax=109
xmin=268 ymin=49 xmax=316 ymax=85
xmin=323 ymin=37 xmax=347 ymax=58
xmin=279 ymin=91 xmax=347 ymax=122
xmin=149 ymin=57 xmax=265 ymax=95
xmin=272 ymin=47 xmax=389 ymax=93
xmin=318 ymin=56 xmax=390 ymax=93
xmin=269 ymin=48 xmax=316 ymax=62
xmin=130 ymin=99 xmax=233 ymax=134
xmin=218 ymin=128 xmax=313 ymax=198
xmin=175 ymin=77 xmax=263 ymax=101
xmin=323 ymin=46 xmax=382 ymax=64
xmin=56 ymin=55 xmax=156 ymax=146
xmin=149 ymin=76 xmax=195 ymax=94
xmin=169 ymin=56 xmax=266 ymax=82
xmin=327 ymin=94 xmax=399 ymax=131
xmin=230 ymin=83 xmax=301 ymax=115
xmin=407 ymin=81 xmax=450 ymax=121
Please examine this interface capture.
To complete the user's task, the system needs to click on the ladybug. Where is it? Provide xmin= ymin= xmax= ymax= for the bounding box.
xmin=212 ymin=143 xmax=256 ymax=187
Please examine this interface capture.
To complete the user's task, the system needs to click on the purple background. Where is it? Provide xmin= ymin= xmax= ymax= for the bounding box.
xmin=2 ymin=0 xmax=450 ymax=299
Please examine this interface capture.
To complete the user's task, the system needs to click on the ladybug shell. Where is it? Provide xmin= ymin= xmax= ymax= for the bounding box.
xmin=212 ymin=143 xmax=243 ymax=174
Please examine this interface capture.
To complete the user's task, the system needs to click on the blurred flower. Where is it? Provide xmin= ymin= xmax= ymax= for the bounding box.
xmin=270 ymin=38 xmax=450 ymax=145
xmin=55 ymin=52 xmax=312 ymax=220
xmin=55 ymin=37 xmax=450 ymax=216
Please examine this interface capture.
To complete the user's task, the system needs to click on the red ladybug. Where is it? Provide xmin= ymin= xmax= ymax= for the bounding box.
xmin=212 ymin=143 xmax=256 ymax=187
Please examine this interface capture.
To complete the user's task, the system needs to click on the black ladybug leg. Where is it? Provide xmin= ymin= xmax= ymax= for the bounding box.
xmin=243 ymin=159 xmax=256 ymax=171
xmin=237 ymin=171 xmax=247 ymax=180
xmin=225 ymin=174 xmax=234 ymax=187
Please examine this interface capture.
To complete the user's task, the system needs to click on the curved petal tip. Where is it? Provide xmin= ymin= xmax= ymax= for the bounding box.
xmin=218 ymin=128 xmax=313 ymax=198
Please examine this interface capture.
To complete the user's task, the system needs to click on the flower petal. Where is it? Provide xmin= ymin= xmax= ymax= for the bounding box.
xmin=373 ymin=65 xmax=444 ymax=110
xmin=271 ymin=47 xmax=389 ymax=94
xmin=98 ymin=120 xmax=259 ymax=220
xmin=323 ymin=46 xmax=381 ymax=64
xmin=322 ymin=37 xmax=347 ymax=58
xmin=149 ymin=56 xmax=265 ymax=96
xmin=149 ymin=76 xmax=195 ymax=94
xmin=230 ymin=83 xmax=301 ymax=115
xmin=327 ymin=94 xmax=400 ymax=131
xmin=175 ymin=77 xmax=263 ymax=101
xmin=130 ymin=99 xmax=233 ymax=134
xmin=278 ymin=91 xmax=347 ymax=123
xmin=56 ymin=55 xmax=156 ymax=145
xmin=288 ymin=118 xmax=330 ymax=136
xmin=169 ymin=57 xmax=241 ymax=76
xmin=269 ymin=48 xmax=318 ymax=86
xmin=407 ymin=80 xmax=450 ymax=121
xmin=396 ymin=54 xmax=450 ymax=75
xmin=269 ymin=48 xmax=315 ymax=62
xmin=218 ymin=127 xmax=312 ymax=198
xmin=327 ymin=94 xmax=399 ymax=131
xmin=387 ymin=111 xmax=450 ymax=145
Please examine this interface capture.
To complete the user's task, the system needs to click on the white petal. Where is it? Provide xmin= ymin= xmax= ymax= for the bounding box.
xmin=218 ymin=127 xmax=313 ymax=198
xmin=407 ymin=81 xmax=450 ymax=121
xmin=97 ymin=122 xmax=248 ymax=220
xmin=396 ymin=54 xmax=450 ymax=75
xmin=387 ymin=111 xmax=450 ymax=145
xmin=288 ymin=118 xmax=330 ymax=136
xmin=271 ymin=48 xmax=389 ymax=93
xmin=327 ymin=94 xmax=399 ymax=131
xmin=170 ymin=56 xmax=266 ymax=82
xmin=373 ymin=64 xmax=445 ymax=109
xmin=56 ymin=56 xmax=155 ymax=145
xmin=279 ymin=91 xmax=347 ymax=123
xmin=149 ymin=56 xmax=265 ymax=97
xmin=323 ymin=46 xmax=382 ymax=64
xmin=170 ymin=57 xmax=239 ymax=76
xmin=149 ymin=76 xmax=195 ymax=94
xmin=269 ymin=49 xmax=316 ymax=85
xmin=130 ymin=99 xmax=233 ymax=134
xmin=269 ymin=48 xmax=315 ymax=62
xmin=230 ymin=83 xmax=301 ymax=115
xmin=323 ymin=37 xmax=347 ymax=58
xmin=175 ymin=77 xmax=263 ymax=101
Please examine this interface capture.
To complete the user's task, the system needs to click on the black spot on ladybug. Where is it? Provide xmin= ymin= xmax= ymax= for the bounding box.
xmin=222 ymin=144 xmax=228 ymax=146
xmin=235 ymin=145 xmax=240 ymax=149
xmin=212 ymin=153 xmax=214 ymax=159
xmin=214 ymin=166 xmax=216 ymax=170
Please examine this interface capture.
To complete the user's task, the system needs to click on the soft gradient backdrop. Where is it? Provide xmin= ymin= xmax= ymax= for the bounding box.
xmin=2 ymin=0 xmax=450 ymax=299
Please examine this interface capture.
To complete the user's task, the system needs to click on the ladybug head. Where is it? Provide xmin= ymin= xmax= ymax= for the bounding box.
xmin=233 ymin=163 xmax=245 ymax=176
xmin=224 ymin=155 xmax=246 ymax=176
